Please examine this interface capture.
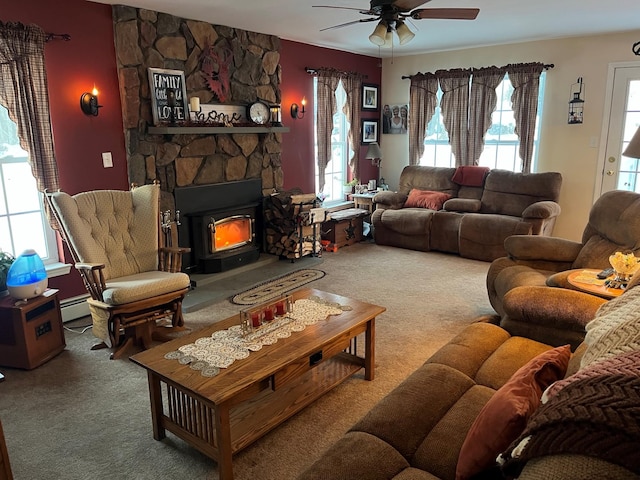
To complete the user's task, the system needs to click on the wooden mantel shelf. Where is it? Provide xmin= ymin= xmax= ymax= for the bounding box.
xmin=148 ymin=126 xmax=290 ymax=135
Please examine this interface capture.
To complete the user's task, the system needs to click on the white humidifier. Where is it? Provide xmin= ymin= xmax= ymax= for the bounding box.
xmin=6 ymin=249 xmax=48 ymax=300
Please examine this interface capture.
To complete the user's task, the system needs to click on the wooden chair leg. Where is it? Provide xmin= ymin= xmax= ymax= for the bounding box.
xmin=110 ymin=337 xmax=135 ymax=360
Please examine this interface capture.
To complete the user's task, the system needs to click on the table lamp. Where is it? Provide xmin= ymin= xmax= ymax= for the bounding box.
xmin=365 ymin=142 xmax=382 ymax=185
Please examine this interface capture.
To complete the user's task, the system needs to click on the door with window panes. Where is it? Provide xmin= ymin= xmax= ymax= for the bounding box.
xmin=599 ymin=64 xmax=640 ymax=196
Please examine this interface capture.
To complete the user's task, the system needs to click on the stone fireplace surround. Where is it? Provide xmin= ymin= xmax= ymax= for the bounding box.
xmin=112 ymin=5 xmax=285 ymax=218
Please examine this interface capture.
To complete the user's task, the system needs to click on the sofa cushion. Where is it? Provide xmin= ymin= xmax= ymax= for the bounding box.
xmin=442 ymin=198 xmax=481 ymax=213
xmin=480 ymin=170 xmax=562 ymax=217
xmin=456 ymin=345 xmax=571 ymax=480
xmin=518 ymin=454 xmax=640 ymax=480
xmin=398 ymin=166 xmax=459 ymax=196
xmin=404 ymin=189 xmax=452 ymax=210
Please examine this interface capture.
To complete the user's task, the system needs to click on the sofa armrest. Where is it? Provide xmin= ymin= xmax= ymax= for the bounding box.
xmin=443 ymin=197 xmax=481 ymax=213
xmin=373 ymin=191 xmax=407 ymax=210
xmin=521 ymin=201 xmax=561 ymax=220
xmin=504 ymin=235 xmax=583 ymax=263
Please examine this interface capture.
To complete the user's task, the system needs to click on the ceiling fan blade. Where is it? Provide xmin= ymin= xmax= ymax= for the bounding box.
xmin=393 ymin=0 xmax=432 ymax=13
xmin=312 ymin=5 xmax=374 ymax=15
xmin=411 ymin=8 xmax=479 ymax=20
xmin=320 ymin=17 xmax=379 ymax=32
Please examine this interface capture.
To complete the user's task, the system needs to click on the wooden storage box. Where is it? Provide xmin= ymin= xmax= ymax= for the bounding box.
xmin=0 ymin=289 xmax=65 ymax=369
xmin=322 ymin=209 xmax=366 ymax=248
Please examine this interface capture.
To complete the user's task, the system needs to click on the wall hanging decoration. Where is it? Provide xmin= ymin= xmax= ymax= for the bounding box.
xmin=362 ymin=84 xmax=379 ymax=111
xmin=361 ymin=119 xmax=379 ymax=144
xmin=568 ymin=77 xmax=585 ymax=125
xmin=382 ymin=103 xmax=408 ymax=134
xmin=200 ymin=41 xmax=233 ymax=103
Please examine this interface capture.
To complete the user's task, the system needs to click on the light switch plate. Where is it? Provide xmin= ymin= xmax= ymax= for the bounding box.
xmin=102 ymin=152 xmax=113 ymax=168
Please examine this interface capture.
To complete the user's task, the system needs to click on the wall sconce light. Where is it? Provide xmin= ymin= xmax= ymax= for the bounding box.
xmin=80 ymin=87 xmax=102 ymax=116
xmin=568 ymin=77 xmax=585 ymax=124
xmin=291 ymin=97 xmax=306 ymax=119
xmin=270 ymin=105 xmax=283 ymax=126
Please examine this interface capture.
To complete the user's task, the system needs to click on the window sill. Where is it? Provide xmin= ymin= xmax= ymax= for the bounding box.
xmin=46 ymin=262 xmax=71 ymax=278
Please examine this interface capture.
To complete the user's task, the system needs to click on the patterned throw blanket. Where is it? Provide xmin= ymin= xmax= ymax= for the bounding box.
xmin=501 ymin=350 xmax=640 ymax=476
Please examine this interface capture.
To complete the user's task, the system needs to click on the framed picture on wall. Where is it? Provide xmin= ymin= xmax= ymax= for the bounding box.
xmin=361 ymin=119 xmax=379 ymax=144
xmin=362 ymin=84 xmax=379 ymax=111
xmin=382 ymin=103 xmax=408 ymax=134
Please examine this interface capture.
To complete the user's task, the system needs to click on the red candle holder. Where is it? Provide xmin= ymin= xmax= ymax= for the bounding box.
xmin=251 ymin=310 xmax=263 ymax=327
xmin=263 ymin=306 xmax=275 ymax=322
xmin=275 ymin=300 xmax=286 ymax=316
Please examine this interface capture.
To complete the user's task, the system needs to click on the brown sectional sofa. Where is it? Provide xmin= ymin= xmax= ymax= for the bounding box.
xmin=298 ymin=276 xmax=640 ymax=480
xmin=371 ymin=166 xmax=562 ymax=262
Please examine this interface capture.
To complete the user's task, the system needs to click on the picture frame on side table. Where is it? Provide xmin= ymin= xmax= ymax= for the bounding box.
xmin=361 ymin=119 xmax=379 ymax=144
xmin=362 ymin=84 xmax=379 ymax=111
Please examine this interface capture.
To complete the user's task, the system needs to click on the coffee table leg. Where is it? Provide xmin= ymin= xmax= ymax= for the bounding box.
xmin=147 ymin=371 xmax=165 ymax=440
xmin=365 ymin=318 xmax=375 ymax=381
xmin=215 ymin=403 xmax=234 ymax=480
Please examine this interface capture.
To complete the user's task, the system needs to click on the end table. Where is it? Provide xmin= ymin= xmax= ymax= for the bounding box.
xmin=0 ymin=289 xmax=66 ymax=369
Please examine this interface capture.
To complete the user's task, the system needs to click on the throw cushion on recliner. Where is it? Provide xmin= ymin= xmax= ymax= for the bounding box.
xmin=404 ymin=189 xmax=452 ymax=210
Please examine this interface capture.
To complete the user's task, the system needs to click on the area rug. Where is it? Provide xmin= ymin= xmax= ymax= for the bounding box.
xmin=231 ymin=268 xmax=326 ymax=305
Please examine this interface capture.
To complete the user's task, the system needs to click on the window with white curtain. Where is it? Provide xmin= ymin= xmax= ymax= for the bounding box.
xmin=314 ymin=79 xmax=353 ymax=205
xmin=419 ymin=73 xmax=546 ymax=172
xmin=0 ymin=105 xmax=57 ymax=263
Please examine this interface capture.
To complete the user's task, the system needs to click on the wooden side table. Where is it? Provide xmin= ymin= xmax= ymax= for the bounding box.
xmin=351 ymin=192 xmax=377 ymax=214
xmin=567 ymin=269 xmax=623 ymax=299
xmin=0 ymin=289 xmax=65 ymax=369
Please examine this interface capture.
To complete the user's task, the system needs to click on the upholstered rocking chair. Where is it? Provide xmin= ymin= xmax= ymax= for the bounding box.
xmin=47 ymin=183 xmax=191 ymax=359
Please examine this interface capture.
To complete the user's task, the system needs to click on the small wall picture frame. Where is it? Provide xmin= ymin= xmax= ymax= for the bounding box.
xmin=361 ymin=119 xmax=379 ymax=144
xmin=362 ymin=84 xmax=379 ymax=111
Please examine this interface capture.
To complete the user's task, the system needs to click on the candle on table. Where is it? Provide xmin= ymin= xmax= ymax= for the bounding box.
xmin=251 ymin=311 xmax=262 ymax=328
xmin=264 ymin=306 xmax=275 ymax=322
xmin=275 ymin=301 xmax=286 ymax=316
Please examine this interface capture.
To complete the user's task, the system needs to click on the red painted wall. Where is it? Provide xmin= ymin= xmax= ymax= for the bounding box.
xmin=3 ymin=0 xmax=129 ymax=298
xmin=280 ymin=40 xmax=382 ymax=192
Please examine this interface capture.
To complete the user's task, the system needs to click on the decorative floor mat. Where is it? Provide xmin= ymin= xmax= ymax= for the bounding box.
xmin=231 ymin=269 xmax=326 ymax=305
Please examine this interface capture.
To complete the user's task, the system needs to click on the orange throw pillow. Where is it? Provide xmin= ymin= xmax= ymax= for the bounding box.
xmin=455 ymin=344 xmax=572 ymax=480
xmin=404 ymin=189 xmax=451 ymax=210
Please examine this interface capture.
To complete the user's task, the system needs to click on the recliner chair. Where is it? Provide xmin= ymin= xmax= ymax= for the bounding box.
xmin=486 ymin=189 xmax=640 ymax=347
xmin=47 ymin=183 xmax=191 ymax=359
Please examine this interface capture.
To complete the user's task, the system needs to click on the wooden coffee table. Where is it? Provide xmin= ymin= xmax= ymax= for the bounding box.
xmin=130 ymin=288 xmax=385 ymax=480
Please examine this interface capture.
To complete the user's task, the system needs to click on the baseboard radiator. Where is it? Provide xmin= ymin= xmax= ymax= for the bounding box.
xmin=60 ymin=294 xmax=90 ymax=323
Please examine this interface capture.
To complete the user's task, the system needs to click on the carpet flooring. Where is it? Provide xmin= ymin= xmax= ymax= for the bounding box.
xmin=0 ymin=242 xmax=495 ymax=480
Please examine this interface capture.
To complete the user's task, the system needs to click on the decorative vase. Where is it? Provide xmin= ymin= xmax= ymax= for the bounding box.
xmin=607 ymin=252 xmax=639 ymax=289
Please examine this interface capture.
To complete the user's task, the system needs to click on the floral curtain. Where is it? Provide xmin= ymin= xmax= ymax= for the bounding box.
xmin=468 ymin=66 xmax=506 ymax=165
xmin=408 ymin=73 xmax=438 ymax=165
xmin=0 ymin=21 xmax=59 ymax=226
xmin=508 ymin=62 xmax=545 ymax=173
xmin=437 ymin=69 xmax=472 ymax=166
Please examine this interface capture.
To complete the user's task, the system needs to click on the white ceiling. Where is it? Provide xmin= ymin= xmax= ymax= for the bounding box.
xmin=91 ymin=0 xmax=640 ymax=58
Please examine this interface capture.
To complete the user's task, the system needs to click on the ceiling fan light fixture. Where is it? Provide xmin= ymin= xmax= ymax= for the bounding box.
xmin=369 ymin=21 xmax=387 ymax=46
xmin=381 ymin=26 xmax=394 ymax=48
xmin=396 ymin=21 xmax=415 ymax=45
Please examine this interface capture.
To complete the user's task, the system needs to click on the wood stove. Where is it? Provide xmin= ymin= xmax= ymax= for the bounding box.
xmin=174 ymin=180 xmax=263 ymax=274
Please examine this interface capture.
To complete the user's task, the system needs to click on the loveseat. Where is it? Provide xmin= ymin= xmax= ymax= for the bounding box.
xmin=298 ymin=276 xmax=640 ymax=480
xmin=371 ymin=166 xmax=562 ymax=262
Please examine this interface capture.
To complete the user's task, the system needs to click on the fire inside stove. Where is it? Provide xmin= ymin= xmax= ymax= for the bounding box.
xmin=209 ymin=215 xmax=254 ymax=253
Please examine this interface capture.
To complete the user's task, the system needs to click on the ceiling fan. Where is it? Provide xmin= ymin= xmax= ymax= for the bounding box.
xmin=313 ymin=0 xmax=479 ymax=47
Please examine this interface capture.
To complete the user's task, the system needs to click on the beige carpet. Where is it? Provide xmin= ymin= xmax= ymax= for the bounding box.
xmin=0 ymin=242 xmax=495 ymax=480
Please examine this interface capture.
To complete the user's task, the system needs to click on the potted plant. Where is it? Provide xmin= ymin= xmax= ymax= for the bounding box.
xmin=343 ymin=178 xmax=359 ymax=195
xmin=0 ymin=250 xmax=15 ymax=296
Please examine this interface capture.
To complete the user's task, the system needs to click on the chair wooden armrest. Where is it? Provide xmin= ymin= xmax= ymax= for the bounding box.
xmin=75 ymin=262 xmax=107 ymax=301
xmin=159 ymin=246 xmax=191 ymax=273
